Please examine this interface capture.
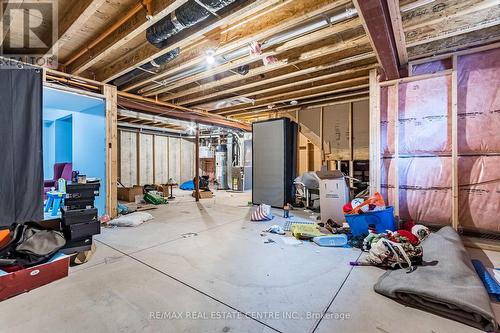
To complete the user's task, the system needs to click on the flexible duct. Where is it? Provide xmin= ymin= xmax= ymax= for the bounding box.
xmin=146 ymin=0 xmax=238 ymax=49
xmin=114 ymin=47 xmax=180 ymax=87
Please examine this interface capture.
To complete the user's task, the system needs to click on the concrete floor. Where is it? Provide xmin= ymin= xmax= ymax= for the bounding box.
xmin=1 ymin=189 xmax=498 ymax=333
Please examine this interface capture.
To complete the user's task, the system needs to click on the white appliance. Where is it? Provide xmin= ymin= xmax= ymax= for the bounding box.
xmin=316 ymin=170 xmax=350 ymax=223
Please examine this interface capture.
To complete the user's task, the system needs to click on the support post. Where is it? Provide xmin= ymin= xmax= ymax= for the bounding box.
xmin=348 ymin=102 xmax=354 ymax=188
xmin=194 ymin=124 xmax=200 ymax=201
xmin=369 ymin=69 xmax=381 ymax=195
xmin=320 ymin=106 xmax=324 ymax=166
xmin=393 ymin=83 xmax=400 ymax=218
xmin=104 ymin=84 xmax=118 ymax=217
xmin=451 ymin=55 xmax=459 ymax=230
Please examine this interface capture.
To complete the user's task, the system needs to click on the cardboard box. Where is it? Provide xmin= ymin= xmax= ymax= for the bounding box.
xmin=117 ymin=186 xmax=143 ymax=202
xmin=192 ymin=191 xmax=214 ymax=199
xmin=0 ymin=253 xmax=70 ymax=301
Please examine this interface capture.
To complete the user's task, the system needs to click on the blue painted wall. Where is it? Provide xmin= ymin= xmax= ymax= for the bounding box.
xmin=55 ymin=116 xmax=72 ymax=164
xmin=43 ymin=120 xmax=55 ymax=179
xmin=71 ymin=104 xmax=106 ymax=215
xmin=43 ymin=88 xmax=106 ymax=215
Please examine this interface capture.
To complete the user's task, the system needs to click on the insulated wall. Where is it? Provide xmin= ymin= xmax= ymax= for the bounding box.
xmin=118 ymin=130 xmax=195 ymax=186
xmin=379 ymin=46 xmax=500 ymax=233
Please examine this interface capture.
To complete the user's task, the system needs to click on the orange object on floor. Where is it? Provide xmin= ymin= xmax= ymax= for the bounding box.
xmin=0 ymin=229 xmax=10 ymax=248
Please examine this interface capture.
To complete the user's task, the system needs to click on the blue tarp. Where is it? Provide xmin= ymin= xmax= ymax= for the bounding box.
xmin=180 ymin=180 xmax=195 ymax=190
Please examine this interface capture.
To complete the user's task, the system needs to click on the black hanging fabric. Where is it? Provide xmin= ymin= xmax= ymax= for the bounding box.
xmin=0 ymin=68 xmax=44 ymax=227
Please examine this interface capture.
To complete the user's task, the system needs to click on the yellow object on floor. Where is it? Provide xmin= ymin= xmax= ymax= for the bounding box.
xmin=291 ymin=224 xmax=325 ymax=240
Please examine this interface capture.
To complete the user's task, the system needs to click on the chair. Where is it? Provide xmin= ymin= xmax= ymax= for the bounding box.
xmin=44 ymin=162 xmax=72 ymax=196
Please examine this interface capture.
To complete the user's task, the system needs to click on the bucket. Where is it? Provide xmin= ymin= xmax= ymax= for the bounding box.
xmin=345 ymin=206 xmax=396 ymax=237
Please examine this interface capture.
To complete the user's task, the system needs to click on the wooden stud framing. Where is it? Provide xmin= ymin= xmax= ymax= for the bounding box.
xmin=451 ymin=55 xmax=459 ymax=230
xmin=393 ymin=83 xmax=400 ymax=218
xmin=348 ymin=102 xmax=354 ymax=188
xmin=104 ymin=84 xmax=118 ymax=218
xmin=320 ymin=107 xmax=324 ymax=165
xmin=369 ymin=69 xmax=381 ymax=195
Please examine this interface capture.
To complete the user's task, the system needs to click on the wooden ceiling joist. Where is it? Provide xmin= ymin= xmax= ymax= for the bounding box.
xmin=96 ymin=0 xmax=279 ymax=82
xmin=217 ymin=78 xmax=369 ymax=115
xmin=140 ymin=17 xmax=363 ymax=97
xmin=401 ymin=0 xmax=500 ymax=31
xmin=387 ymin=0 xmax=408 ymax=66
xmin=160 ymin=34 xmax=370 ymax=103
xmin=404 ymin=4 xmax=500 ymax=47
xmin=122 ymin=0 xmax=352 ymax=93
xmin=353 ymin=0 xmax=400 ymax=79
xmin=407 ymin=25 xmax=500 ymax=59
xmin=65 ymin=0 xmax=189 ymax=75
xmin=52 ymin=0 xmax=108 ymax=55
xmin=182 ymin=61 xmax=377 ymax=106
xmin=232 ymin=91 xmax=369 ymax=118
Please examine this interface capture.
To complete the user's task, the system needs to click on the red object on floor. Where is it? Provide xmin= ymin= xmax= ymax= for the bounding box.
xmin=0 ymin=254 xmax=69 ymax=302
xmin=397 ymin=230 xmax=419 ymax=245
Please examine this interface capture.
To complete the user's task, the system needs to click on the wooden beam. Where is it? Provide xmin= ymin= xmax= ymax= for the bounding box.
xmin=165 ymin=50 xmax=374 ymax=104
xmin=353 ymin=0 xmax=400 ymax=79
xmin=66 ymin=0 xmax=189 ymax=74
xmin=96 ymin=0 xmax=278 ymax=82
xmin=53 ymin=0 xmax=108 ymax=54
xmin=123 ymin=0 xmax=351 ymax=92
xmin=142 ymin=18 xmax=363 ymax=97
xmin=387 ymin=0 xmax=408 ymax=66
xmin=117 ymin=94 xmax=252 ymax=131
xmin=405 ymin=5 xmax=500 ymax=48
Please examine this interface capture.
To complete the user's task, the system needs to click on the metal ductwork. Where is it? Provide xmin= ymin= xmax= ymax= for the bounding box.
xmin=114 ymin=47 xmax=180 ymax=87
xmin=146 ymin=0 xmax=238 ymax=49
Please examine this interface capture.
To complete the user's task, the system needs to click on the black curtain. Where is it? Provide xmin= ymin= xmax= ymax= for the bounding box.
xmin=0 ymin=68 xmax=43 ymax=227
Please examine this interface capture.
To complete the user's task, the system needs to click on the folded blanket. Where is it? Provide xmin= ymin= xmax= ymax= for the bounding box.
xmin=374 ymin=226 xmax=498 ymax=331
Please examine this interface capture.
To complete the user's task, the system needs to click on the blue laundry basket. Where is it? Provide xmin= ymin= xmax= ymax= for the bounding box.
xmin=345 ymin=206 xmax=396 ymax=236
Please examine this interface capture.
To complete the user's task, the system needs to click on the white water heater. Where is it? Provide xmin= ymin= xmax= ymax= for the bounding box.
xmin=215 ymin=144 xmax=228 ymax=189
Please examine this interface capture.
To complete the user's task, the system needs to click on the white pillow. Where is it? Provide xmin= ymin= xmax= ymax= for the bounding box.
xmin=109 ymin=212 xmax=154 ymax=227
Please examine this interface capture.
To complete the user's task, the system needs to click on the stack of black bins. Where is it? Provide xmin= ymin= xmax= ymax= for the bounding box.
xmin=61 ymin=182 xmax=101 ymax=254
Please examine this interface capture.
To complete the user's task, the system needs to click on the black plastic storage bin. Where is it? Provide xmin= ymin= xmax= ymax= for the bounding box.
xmin=65 ymin=182 xmax=100 ymax=199
xmin=63 ymin=198 xmax=95 ymax=210
xmin=62 ymin=237 xmax=92 ymax=248
xmin=65 ymin=221 xmax=100 ymax=240
xmin=61 ymin=208 xmax=98 ymax=226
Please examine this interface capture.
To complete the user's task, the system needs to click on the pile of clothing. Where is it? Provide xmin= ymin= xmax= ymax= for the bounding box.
xmin=351 ymin=221 xmax=430 ymax=272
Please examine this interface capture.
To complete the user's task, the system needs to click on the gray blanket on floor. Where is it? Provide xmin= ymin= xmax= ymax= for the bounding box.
xmin=374 ymin=226 xmax=498 ymax=332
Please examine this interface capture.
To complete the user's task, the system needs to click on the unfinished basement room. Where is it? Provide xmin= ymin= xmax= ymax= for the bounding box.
xmin=1 ymin=0 xmax=500 ymax=332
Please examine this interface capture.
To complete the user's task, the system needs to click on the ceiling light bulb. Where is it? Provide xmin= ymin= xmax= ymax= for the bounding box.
xmin=290 ymin=100 xmax=298 ymax=105
xmin=206 ymin=49 xmax=216 ymax=65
